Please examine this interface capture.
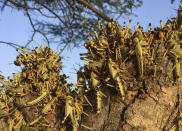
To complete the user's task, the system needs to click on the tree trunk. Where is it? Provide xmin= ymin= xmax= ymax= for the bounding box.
xmin=79 ymin=43 xmax=182 ymax=131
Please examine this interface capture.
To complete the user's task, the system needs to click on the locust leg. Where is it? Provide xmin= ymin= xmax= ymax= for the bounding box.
xmin=154 ymin=65 xmax=157 ymax=78
xmin=96 ymin=90 xmax=102 ymax=113
xmin=29 ymin=115 xmax=43 ymax=126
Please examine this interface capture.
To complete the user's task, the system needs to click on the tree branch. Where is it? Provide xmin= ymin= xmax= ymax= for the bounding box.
xmin=0 ymin=41 xmax=24 ymax=49
xmin=23 ymin=0 xmax=50 ymax=47
xmin=75 ymin=0 xmax=112 ymax=22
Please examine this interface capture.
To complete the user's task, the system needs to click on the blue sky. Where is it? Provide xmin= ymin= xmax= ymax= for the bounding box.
xmin=0 ymin=0 xmax=180 ymax=83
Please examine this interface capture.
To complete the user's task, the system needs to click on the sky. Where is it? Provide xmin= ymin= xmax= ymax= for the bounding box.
xmin=0 ymin=0 xmax=180 ymax=83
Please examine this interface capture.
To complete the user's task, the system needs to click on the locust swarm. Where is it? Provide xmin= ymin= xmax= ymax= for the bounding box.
xmin=0 ymin=45 xmax=87 ymax=131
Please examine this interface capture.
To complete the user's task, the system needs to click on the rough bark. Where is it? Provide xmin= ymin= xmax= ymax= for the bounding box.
xmin=78 ymin=43 xmax=182 ymax=131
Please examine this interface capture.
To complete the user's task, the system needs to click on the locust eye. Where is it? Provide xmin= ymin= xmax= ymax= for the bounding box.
xmin=84 ymin=43 xmax=89 ymax=48
xmin=180 ymin=44 xmax=182 ymax=49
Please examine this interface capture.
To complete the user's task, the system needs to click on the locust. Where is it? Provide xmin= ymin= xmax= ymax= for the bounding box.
xmin=0 ymin=44 xmax=76 ymax=130
xmin=0 ymin=90 xmax=8 ymax=118
xmin=115 ymin=22 xmax=125 ymax=38
xmin=174 ymin=57 xmax=180 ymax=81
xmin=168 ymin=56 xmax=181 ymax=81
xmin=135 ymin=22 xmax=140 ymax=32
xmin=96 ymin=91 xmax=102 ymax=113
xmin=169 ymin=116 xmax=182 ymax=131
xmin=24 ymin=92 xmax=48 ymax=106
xmin=124 ymin=19 xmax=132 ymax=38
xmin=108 ymin=58 xmax=125 ymax=100
xmin=77 ymin=69 xmax=86 ymax=101
xmin=20 ymin=125 xmax=38 ymax=131
xmin=165 ymin=40 xmax=182 ymax=80
xmin=29 ymin=97 xmax=56 ymax=126
xmin=169 ymin=40 xmax=182 ymax=57
xmin=4 ymin=12 xmax=182 ymax=131
xmin=62 ymin=96 xmax=78 ymax=131
xmin=115 ymin=45 xmax=122 ymax=62
xmin=160 ymin=20 xmax=164 ymax=29
xmin=134 ymin=37 xmax=143 ymax=79
xmin=90 ymin=71 xmax=102 ymax=113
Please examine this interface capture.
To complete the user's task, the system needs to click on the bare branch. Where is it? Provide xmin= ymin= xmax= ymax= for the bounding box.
xmin=75 ymin=0 xmax=112 ymax=22
xmin=23 ymin=0 xmax=50 ymax=47
xmin=0 ymin=41 xmax=24 ymax=49
xmin=6 ymin=0 xmax=39 ymax=10
xmin=36 ymin=9 xmax=56 ymax=18
xmin=0 ymin=0 xmax=7 ymax=11
xmin=24 ymin=31 xmax=36 ymax=48
xmin=34 ymin=0 xmax=67 ymax=27
xmin=36 ymin=29 xmax=50 ymax=47
xmin=0 ymin=0 xmax=143 ymax=49
xmin=34 ymin=0 xmax=74 ymax=44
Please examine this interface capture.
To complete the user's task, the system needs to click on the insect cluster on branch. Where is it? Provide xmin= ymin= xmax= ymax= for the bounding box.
xmin=1 ymin=10 xmax=182 ymax=131
xmin=0 ymin=45 xmax=90 ymax=131
xmin=78 ymin=15 xmax=182 ymax=114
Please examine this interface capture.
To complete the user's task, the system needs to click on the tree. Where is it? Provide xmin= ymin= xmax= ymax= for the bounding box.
xmin=1 ymin=2 xmax=182 ymax=130
xmin=0 ymin=0 xmax=143 ymax=49
xmin=0 ymin=1 xmax=182 ymax=131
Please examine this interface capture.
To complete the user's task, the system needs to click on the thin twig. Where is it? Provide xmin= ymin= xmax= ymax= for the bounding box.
xmin=34 ymin=0 xmax=74 ymax=40
xmin=6 ymin=0 xmax=39 ymax=10
xmin=0 ymin=41 xmax=24 ymax=49
xmin=24 ymin=0 xmax=50 ymax=47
